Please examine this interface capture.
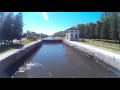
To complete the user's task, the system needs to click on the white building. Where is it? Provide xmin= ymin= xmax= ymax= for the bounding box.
xmin=65 ymin=27 xmax=79 ymax=41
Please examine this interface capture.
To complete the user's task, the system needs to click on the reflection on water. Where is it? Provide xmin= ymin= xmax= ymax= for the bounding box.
xmin=1 ymin=42 xmax=120 ymax=78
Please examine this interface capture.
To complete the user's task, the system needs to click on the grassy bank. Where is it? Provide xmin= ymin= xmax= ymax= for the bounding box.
xmin=78 ymin=39 xmax=120 ymax=54
xmin=53 ymin=37 xmax=63 ymax=40
xmin=0 ymin=39 xmax=34 ymax=55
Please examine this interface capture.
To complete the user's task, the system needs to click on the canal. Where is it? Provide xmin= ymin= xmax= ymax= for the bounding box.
xmin=1 ymin=37 xmax=120 ymax=78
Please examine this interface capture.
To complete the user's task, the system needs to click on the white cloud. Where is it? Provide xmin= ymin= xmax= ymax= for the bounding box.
xmin=42 ymin=12 xmax=48 ymax=21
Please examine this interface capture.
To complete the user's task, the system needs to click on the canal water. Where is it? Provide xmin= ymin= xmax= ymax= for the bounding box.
xmin=2 ymin=37 xmax=120 ymax=78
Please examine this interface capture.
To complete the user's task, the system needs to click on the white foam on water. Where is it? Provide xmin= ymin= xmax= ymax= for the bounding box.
xmin=17 ymin=62 xmax=42 ymax=73
xmin=48 ymin=72 xmax=52 ymax=77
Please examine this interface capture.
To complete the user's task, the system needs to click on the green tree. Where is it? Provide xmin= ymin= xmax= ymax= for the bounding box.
xmin=13 ymin=12 xmax=23 ymax=41
xmin=26 ymin=30 xmax=43 ymax=40
xmin=85 ymin=24 xmax=90 ymax=39
xmin=26 ymin=30 xmax=32 ymax=40
xmin=60 ymin=31 xmax=65 ymax=37
xmin=89 ymin=22 xmax=95 ymax=39
xmin=76 ymin=24 xmax=85 ymax=38
xmin=36 ymin=33 xmax=41 ymax=38
xmin=0 ymin=12 xmax=5 ymax=45
xmin=1 ymin=12 xmax=13 ymax=44
xmin=100 ymin=17 xmax=110 ymax=40
xmin=100 ymin=12 xmax=112 ymax=21
xmin=52 ymin=31 xmax=65 ymax=37
xmin=117 ymin=12 xmax=120 ymax=42
xmin=94 ymin=20 xmax=102 ymax=40
xmin=110 ymin=12 xmax=118 ymax=42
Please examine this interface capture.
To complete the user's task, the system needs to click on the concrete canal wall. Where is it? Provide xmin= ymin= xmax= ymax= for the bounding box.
xmin=0 ymin=40 xmax=42 ymax=73
xmin=63 ymin=39 xmax=120 ymax=72
xmin=42 ymin=40 xmax=63 ymax=43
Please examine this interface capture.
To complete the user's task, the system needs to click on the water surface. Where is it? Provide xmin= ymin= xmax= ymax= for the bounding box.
xmin=11 ymin=43 xmax=119 ymax=78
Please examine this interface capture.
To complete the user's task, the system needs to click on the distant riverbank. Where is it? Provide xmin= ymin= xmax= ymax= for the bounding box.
xmin=42 ymin=36 xmax=63 ymax=40
xmin=42 ymin=37 xmax=53 ymax=40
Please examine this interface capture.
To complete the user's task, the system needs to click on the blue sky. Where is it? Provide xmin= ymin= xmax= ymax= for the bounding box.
xmin=14 ymin=12 xmax=102 ymax=35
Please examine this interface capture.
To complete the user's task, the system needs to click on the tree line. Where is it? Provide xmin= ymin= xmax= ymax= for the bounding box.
xmin=23 ymin=30 xmax=48 ymax=40
xmin=0 ymin=12 xmax=23 ymax=45
xmin=77 ymin=12 xmax=120 ymax=43
xmin=53 ymin=12 xmax=120 ymax=43
xmin=52 ymin=31 xmax=66 ymax=37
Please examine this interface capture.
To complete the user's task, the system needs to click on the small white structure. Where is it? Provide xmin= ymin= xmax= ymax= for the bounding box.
xmin=65 ymin=27 xmax=79 ymax=41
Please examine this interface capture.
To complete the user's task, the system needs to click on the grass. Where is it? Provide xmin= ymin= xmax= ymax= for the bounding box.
xmin=0 ymin=46 xmax=14 ymax=55
xmin=0 ymin=39 xmax=34 ymax=55
xmin=78 ymin=39 xmax=120 ymax=54
xmin=53 ymin=37 xmax=63 ymax=40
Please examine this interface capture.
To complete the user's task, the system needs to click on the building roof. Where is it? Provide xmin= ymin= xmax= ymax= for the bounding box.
xmin=66 ymin=27 xmax=78 ymax=30
xmin=65 ymin=27 xmax=79 ymax=33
